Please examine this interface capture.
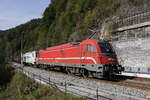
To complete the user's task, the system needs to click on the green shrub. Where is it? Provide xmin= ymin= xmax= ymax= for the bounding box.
xmin=0 ymin=70 xmax=86 ymax=100
xmin=0 ymin=64 xmax=14 ymax=86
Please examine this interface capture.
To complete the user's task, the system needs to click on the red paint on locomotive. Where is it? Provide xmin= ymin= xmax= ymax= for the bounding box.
xmin=37 ymin=39 xmax=118 ymax=65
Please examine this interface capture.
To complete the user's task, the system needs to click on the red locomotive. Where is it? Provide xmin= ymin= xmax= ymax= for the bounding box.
xmin=36 ymin=39 xmax=123 ymax=79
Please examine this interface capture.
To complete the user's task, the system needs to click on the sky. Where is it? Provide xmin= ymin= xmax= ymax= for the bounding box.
xmin=0 ymin=0 xmax=51 ymax=30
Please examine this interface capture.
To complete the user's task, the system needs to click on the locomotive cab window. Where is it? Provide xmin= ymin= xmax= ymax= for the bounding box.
xmin=98 ymin=41 xmax=114 ymax=55
xmin=87 ymin=44 xmax=96 ymax=53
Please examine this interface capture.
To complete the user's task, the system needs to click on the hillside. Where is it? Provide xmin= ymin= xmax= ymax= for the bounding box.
xmin=0 ymin=0 xmax=150 ymax=61
xmin=0 ymin=65 xmax=85 ymax=100
xmin=0 ymin=0 xmax=150 ymax=99
xmin=0 ymin=63 xmax=14 ymax=87
xmin=0 ymin=30 xmax=5 ymax=36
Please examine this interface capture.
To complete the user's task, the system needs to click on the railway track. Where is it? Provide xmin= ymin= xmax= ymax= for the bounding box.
xmin=12 ymin=62 xmax=150 ymax=100
xmin=26 ymin=64 xmax=150 ymax=92
xmin=52 ymin=70 xmax=150 ymax=91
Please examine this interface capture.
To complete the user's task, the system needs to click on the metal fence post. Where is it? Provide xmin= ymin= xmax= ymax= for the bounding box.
xmin=39 ymin=74 xmax=41 ymax=84
xmin=65 ymin=81 xmax=67 ymax=95
xmin=31 ymin=72 xmax=33 ymax=78
xmin=96 ymin=87 xmax=98 ymax=100
xmin=33 ymin=73 xmax=34 ymax=79
xmin=49 ymin=77 xmax=50 ymax=86
xmin=28 ymin=71 xmax=29 ymax=76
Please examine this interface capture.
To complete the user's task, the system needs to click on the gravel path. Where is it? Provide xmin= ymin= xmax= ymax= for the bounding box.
xmin=22 ymin=66 xmax=150 ymax=100
xmin=126 ymin=79 xmax=150 ymax=85
xmin=11 ymin=62 xmax=150 ymax=100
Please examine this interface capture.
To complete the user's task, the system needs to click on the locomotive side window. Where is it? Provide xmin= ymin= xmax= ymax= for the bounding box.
xmin=87 ymin=44 xmax=96 ymax=53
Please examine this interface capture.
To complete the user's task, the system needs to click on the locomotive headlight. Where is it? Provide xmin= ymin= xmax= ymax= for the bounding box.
xmin=108 ymin=58 xmax=115 ymax=61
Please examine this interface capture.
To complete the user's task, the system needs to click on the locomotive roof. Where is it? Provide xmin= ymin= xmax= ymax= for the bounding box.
xmin=46 ymin=43 xmax=74 ymax=51
xmin=44 ymin=39 xmax=106 ymax=51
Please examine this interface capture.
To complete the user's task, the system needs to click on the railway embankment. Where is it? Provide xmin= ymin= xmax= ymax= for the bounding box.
xmin=11 ymin=62 xmax=150 ymax=100
xmin=0 ymin=63 xmax=85 ymax=100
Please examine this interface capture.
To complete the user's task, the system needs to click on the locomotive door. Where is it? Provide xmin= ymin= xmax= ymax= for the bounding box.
xmin=81 ymin=43 xmax=97 ymax=64
xmin=81 ymin=44 xmax=86 ymax=64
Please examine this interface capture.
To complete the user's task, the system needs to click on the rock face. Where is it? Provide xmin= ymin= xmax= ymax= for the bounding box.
xmin=112 ymin=37 xmax=150 ymax=75
xmin=110 ymin=17 xmax=150 ymax=74
xmin=112 ymin=38 xmax=150 ymax=68
xmin=99 ymin=16 xmax=118 ymax=40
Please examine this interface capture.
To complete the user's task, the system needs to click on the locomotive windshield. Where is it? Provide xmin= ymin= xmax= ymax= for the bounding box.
xmin=98 ymin=41 xmax=114 ymax=56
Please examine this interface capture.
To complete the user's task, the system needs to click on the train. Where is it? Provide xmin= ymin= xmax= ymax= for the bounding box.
xmin=22 ymin=39 xmax=124 ymax=79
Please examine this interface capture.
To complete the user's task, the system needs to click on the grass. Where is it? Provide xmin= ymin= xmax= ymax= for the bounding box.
xmin=0 ymin=70 xmax=86 ymax=100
